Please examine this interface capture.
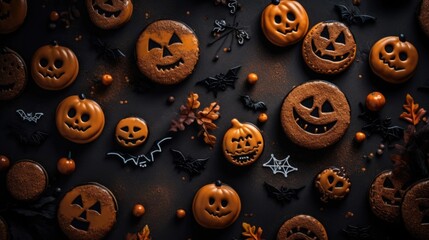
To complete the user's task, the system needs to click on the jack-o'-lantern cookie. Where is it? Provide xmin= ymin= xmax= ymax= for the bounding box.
xmin=31 ymin=42 xmax=79 ymax=90
xmin=0 ymin=47 xmax=27 ymax=101
xmin=192 ymin=180 xmax=241 ymax=229
xmin=280 ymin=81 xmax=350 ymax=149
xmin=0 ymin=0 xmax=27 ymax=34
xmin=56 ymin=94 xmax=105 ymax=144
xmin=222 ymin=118 xmax=264 ymax=166
xmin=86 ymin=0 xmax=133 ymax=29
xmin=302 ymin=21 xmax=356 ymax=74
xmin=369 ymin=34 xmax=418 ymax=84
xmin=261 ymin=0 xmax=309 ymax=47
xmin=419 ymin=0 xmax=429 ymax=38
xmin=315 ymin=167 xmax=351 ymax=202
xmin=58 ymin=183 xmax=117 ymax=240
xmin=277 ymin=215 xmax=328 ymax=240
xmin=136 ymin=20 xmax=199 ymax=85
xmin=115 ymin=117 xmax=148 ymax=148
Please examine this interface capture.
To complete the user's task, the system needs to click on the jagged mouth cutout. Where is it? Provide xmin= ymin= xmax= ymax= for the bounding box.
xmin=92 ymin=0 xmax=121 ymax=18
xmin=117 ymin=135 xmax=145 ymax=145
xmin=38 ymin=58 xmax=65 ymax=79
xmin=205 ymin=209 xmax=231 ymax=218
xmin=287 ymin=226 xmax=318 ymax=239
xmin=0 ymin=82 xmax=15 ymax=92
xmin=65 ymin=107 xmax=91 ymax=132
xmin=293 ymin=96 xmax=337 ymax=134
xmin=379 ymin=53 xmax=405 ymax=71
xmin=277 ymin=23 xmax=299 ymax=35
xmin=156 ymin=58 xmax=184 ymax=72
xmin=227 ymin=145 xmax=261 ymax=164
xmin=0 ymin=11 xmax=10 ymax=20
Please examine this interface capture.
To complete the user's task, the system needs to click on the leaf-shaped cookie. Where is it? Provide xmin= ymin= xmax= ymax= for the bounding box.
xmin=242 ymin=222 xmax=263 ymax=240
xmin=399 ymin=94 xmax=427 ymax=125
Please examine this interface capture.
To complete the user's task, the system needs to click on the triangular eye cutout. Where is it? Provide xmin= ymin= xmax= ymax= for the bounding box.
xmin=320 ymin=26 xmax=330 ymax=39
xmin=321 ymin=100 xmax=334 ymax=112
xmin=71 ymin=195 xmax=84 ymax=207
xmin=88 ymin=201 xmax=101 ymax=214
xmin=148 ymin=38 xmax=162 ymax=51
xmin=300 ymin=96 xmax=314 ymax=109
xmin=168 ymin=33 xmax=182 ymax=45
xmin=383 ymin=177 xmax=394 ymax=189
xmin=335 ymin=31 xmax=346 ymax=44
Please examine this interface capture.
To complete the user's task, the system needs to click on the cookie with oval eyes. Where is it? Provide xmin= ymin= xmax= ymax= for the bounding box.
xmin=0 ymin=0 xmax=27 ymax=34
xmin=314 ymin=166 xmax=351 ymax=202
xmin=115 ymin=117 xmax=149 ymax=148
xmin=277 ymin=214 xmax=328 ymax=240
xmin=86 ymin=0 xmax=133 ymax=29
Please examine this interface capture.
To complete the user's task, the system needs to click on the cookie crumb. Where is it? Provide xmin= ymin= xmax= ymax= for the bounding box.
xmin=345 ymin=211 xmax=354 ymax=218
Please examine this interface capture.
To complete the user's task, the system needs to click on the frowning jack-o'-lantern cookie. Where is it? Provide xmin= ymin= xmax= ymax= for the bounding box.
xmin=136 ymin=20 xmax=199 ymax=85
xmin=0 ymin=47 xmax=27 ymax=101
xmin=280 ymin=81 xmax=350 ymax=149
xmin=0 ymin=0 xmax=27 ymax=34
xmin=86 ymin=0 xmax=133 ymax=29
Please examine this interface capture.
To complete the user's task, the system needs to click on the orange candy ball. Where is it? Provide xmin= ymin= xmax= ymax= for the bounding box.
xmin=366 ymin=92 xmax=386 ymax=112
xmin=355 ymin=132 xmax=366 ymax=143
xmin=258 ymin=113 xmax=268 ymax=123
xmin=57 ymin=156 xmax=76 ymax=175
xmin=176 ymin=209 xmax=186 ymax=218
xmin=49 ymin=11 xmax=60 ymax=22
xmin=0 ymin=155 xmax=10 ymax=171
xmin=101 ymin=74 xmax=113 ymax=86
xmin=133 ymin=204 xmax=145 ymax=217
xmin=247 ymin=73 xmax=258 ymax=85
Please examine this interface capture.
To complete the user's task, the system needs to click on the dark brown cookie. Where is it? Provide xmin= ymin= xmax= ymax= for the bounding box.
xmin=136 ymin=20 xmax=199 ymax=85
xmin=86 ymin=0 xmax=133 ymax=30
xmin=401 ymin=179 xmax=429 ymax=240
xmin=0 ymin=47 xmax=27 ymax=101
xmin=315 ymin=167 xmax=351 ymax=202
xmin=419 ymin=0 xmax=429 ymax=38
xmin=277 ymin=214 xmax=328 ymax=240
xmin=6 ymin=160 xmax=48 ymax=201
xmin=58 ymin=183 xmax=118 ymax=240
xmin=0 ymin=0 xmax=27 ymax=34
xmin=369 ymin=170 xmax=409 ymax=223
xmin=302 ymin=21 xmax=356 ymax=74
xmin=280 ymin=81 xmax=350 ymax=149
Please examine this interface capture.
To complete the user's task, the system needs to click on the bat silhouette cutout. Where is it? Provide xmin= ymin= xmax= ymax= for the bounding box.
xmin=196 ymin=66 xmax=241 ymax=97
xmin=335 ymin=5 xmax=376 ymax=25
xmin=170 ymin=149 xmax=208 ymax=178
xmin=264 ymin=182 xmax=305 ymax=204
xmin=240 ymin=95 xmax=267 ymax=112
xmin=16 ymin=109 xmax=44 ymax=123
xmin=93 ymin=38 xmax=125 ymax=62
xmin=10 ymin=127 xmax=48 ymax=146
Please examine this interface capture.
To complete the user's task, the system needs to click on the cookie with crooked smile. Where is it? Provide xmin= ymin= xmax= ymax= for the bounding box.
xmin=280 ymin=81 xmax=350 ymax=149
xmin=0 ymin=47 xmax=27 ymax=101
xmin=136 ymin=20 xmax=199 ymax=85
xmin=115 ymin=117 xmax=148 ymax=148
xmin=86 ymin=0 xmax=133 ymax=29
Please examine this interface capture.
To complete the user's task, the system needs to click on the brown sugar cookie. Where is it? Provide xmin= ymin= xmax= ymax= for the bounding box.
xmin=136 ymin=20 xmax=199 ymax=85
xmin=0 ymin=0 xmax=27 ymax=34
xmin=58 ymin=183 xmax=118 ymax=240
xmin=419 ymin=0 xmax=429 ymax=38
xmin=315 ymin=167 xmax=351 ymax=202
xmin=369 ymin=34 xmax=418 ymax=84
xmin=6 ymin=160 xmax=48 ymax=201
xmin=31 ymin=42 xmax=79 ymax=90
xmin=86 ymin=0 xmax=133 ymax=30
xmin=0 ymin=47 xmax=27 ymax=101
xmin=192 ymin=180 xmax=241 ymax=229
xmin=369 ymin=170 xmax=409 ymax=223
xmin=401 ymin=179 xmax=429 ymax=240
xmin=302 ymin=21 xmax=356 ymax=74
xmin=115 ymin=117 xmax=148 ymax=148
xmin=56 ymin=94 xmax=105 ymax=144
xmin=277 ymin=214 xmax=328 ymax=240
xmin=280 ymin=81 xmax=350 ymax=149
xmin=222 ymin=118 xmax=264 ymax=166
xmin=261 ymin=0 xmax=309 ymax=47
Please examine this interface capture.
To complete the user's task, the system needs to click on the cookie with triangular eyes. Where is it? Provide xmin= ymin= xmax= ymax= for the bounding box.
xmin=86 ymin=0 xmax=133 ymax=29
xmin=277 ymin=215 xmax=328 ymax=240
xmin=0 ymin=0 xmax=27 ymax=34
xmin=0 ymin=47 xmax=27 ymax=101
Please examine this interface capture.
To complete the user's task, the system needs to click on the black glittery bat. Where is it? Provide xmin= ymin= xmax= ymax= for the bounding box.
xmin=10 ymin=128 xmax=49 ymax=146
xmin=196 ymin=66 xmax=241 ymax=97
xmin=16 ymin=109 xmax=44 ymax=123
xmin=264 ymin=182 xmax=304 ymax=204
xmin=240 ymin=95 xmax=267 ymax=112
xmin=170 ymin=149 xmax=208 ymax=178
xmin=92 ymin=38 xmax=125 ymax=62
xmin=342 ymin=225 xmax=373 ymax=240
xmin=335 ymin=5 xmax=376 ymax=25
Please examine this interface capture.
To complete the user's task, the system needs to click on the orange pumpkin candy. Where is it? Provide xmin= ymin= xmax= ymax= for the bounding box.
xmin=0 ymin=0 xmax=27 ymax=34
xmin=56 ymin=94 xmax=105 ymax=144
xmin=115 ymin=117 xmax=148 ymax=148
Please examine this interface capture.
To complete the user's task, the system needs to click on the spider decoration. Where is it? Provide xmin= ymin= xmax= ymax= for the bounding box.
xmin=92 ymin=38 xmax=126 ymax=63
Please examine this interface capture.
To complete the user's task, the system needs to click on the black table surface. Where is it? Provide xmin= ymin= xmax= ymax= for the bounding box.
xmin=1 ymin=0 xmax=429 ymax=239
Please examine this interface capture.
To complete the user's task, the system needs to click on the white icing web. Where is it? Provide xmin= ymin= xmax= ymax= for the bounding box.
xmin=262 ymin=154 xmax=298 ymax=178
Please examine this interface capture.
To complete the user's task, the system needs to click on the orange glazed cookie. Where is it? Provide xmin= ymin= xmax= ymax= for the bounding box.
xmin=115 ymin=117 xmax=148 ymax=148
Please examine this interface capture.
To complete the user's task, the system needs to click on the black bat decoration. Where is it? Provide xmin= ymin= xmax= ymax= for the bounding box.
xmin=196 ymin=66 xmax=241 ymax=97
xmin=264 ymin=182 xmax=305 ymax=204
xmin=342 ymin=225 xmax=373 ymax=240
xmin=16 ymin=109 xmax=44 ymax=123
xmin=335 ymin=5 xmax=376 ymax=25
xmin=170 ymin=149 xmax=208 ymax=178
xmin=92 ymin=38 xmax=125 ymax=62
xmin=240 ymin=95 xmax=267 ymax=112
xmin=10 ymin=127 xmax=49 ymax=146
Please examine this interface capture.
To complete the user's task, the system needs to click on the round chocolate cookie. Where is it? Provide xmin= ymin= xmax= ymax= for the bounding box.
xmin=115 ymin=117 xmax=148 ymax=148
xmin=369 ymin=170 xmax=409 ymax=223
xmin=315 ymin=166 xmax=351 ymax=202
xmin=6 ymin=160 xmax=48 ymax=201
xmin=277 ymin=214 xmax=328 ymax=240
xmin=0 ymin=0 xmax=27 ymax=34
xmin=280 ymin=81 xmax=350 ymax=149
xmin=86 ymin=0 xmax=133 ymax=30
xmin=136 ymin=20 xmax=200 ymax=85
xmin=419 ymin=0 xmax=429 ymax=38
xmin=58 ymin=183 xmax=118 ymax=240
xmin=302 ymin=21 xmax=356 ymax=74
xmin=401 ymin=179 xmax=429 ymax=240
xmin=0 ymin=47 xmax=27 ymax=101
xmin=0 ymin=217 xmax=9 ymax=240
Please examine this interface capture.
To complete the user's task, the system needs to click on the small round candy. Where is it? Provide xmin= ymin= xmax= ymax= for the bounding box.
xmin=133 ymin=204 xmax=145 ymax=217
xmin=176 ymin=209 xmax=186 ymax=218
xmin=247 ymin=73 xmax=258 ymax=84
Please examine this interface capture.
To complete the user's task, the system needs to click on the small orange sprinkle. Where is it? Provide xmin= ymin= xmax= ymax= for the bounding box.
xmin=247 ymin=73 xmax=258 ymax=85
xmin=101 ymin=74 xmax=113 ymax=86
xmin=132 ymin=204 xmax=145 ymax=217
xmin=258 ymin=113 xmax=268 ymax=123
xmin=176 ymin=209 xmax=186 ymax=218
xmin=354 ymin=132 xmax=366 ymax=143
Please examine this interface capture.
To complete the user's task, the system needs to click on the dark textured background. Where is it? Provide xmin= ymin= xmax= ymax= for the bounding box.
xmin=1 ymin=0 xmax=429 ymax=239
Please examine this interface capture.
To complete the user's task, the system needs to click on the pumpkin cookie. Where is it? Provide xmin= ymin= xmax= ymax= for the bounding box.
xmin=6 ymin=160 xmax=48 ymax=201
xmin=280 ymin=81 xmax=350 ymax=149
xmin=58 ymin=183 xmax=118 ymax=240
xmin=419 ymin=0 xmax=429 ymax=38
xmin=302 ymin=21 xmax=356 ymax=74
xmin=0 ymin=0 xmax=27 ymax=34
xmin=277 ymin=215 xmax=328 ymax=240
xmin=115 ymin=117 xmax=148 ymax=148
xmin=222 ymin=118 xmax=264 ymax=166
xmin=369 ymin=34 xmax=418 ymax=84
xmin=192 ymin=180 xmax=241 ymax=229
xmin=86 ymin=0 xmax=133 ymax=29
xmin=136 ymin=20 xmax=200 ymax=85
xmin=31 ymin=42 xmax=79 ymax=90
xmin=0 ymin=47 xmax=27 ymax=101
xmin=261 ymin=0 xmax=309 ymax=47
xmin=315 ymin=167 xmax=351 ymax=202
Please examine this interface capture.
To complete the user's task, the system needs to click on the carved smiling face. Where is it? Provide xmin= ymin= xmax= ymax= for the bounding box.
xmin=115 ymin=117 xmax=148 ymax=148
xmin=86 ymin=0 xmax=133 ymax=29
xmin=0 ymin=0 xmax=27 ymax=34
xmin=0 ymin=47 xmax=26 ymax=100
xmin=136 ymin=20 xmax=199 ymax=85
xmin=369 ymin=35 xmax=418 ymax=84
xmin=402 ymin=180 xmax=429 ymax=240
xmin=56 ymin=94 xmax=105 ymax=144
xmin=302 ymin=21 xmax=356 ymax=74
xmin=192 ymin=181 xmax=241 ymax=229
xmin=261 ymin=0 xmax=309 ymax=47
xmin=315 ymin=167 xmax=351 ymax=202
xmin=281 ymin=81 xmax=350 ymax=149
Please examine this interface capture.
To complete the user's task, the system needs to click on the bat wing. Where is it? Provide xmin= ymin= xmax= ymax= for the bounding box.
xmin=335 ymin=5 xmax=351 ymax=21
xmin=352 ymin=14 xmax=376 ymax=24
xmin=16 ymin=109 xmax=27 ymax=119
xmin=106 ymin=152 xmax=139 ymax=166
xmin=253 ymin=102 xmax=267 ymax=111
xmin=264 ymin=182 xmax=281 ymax=196
xmin=171 ymin=149 xmax=186 ymax=165
xmin=224 ymin=66 xmax=241 ymax=80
